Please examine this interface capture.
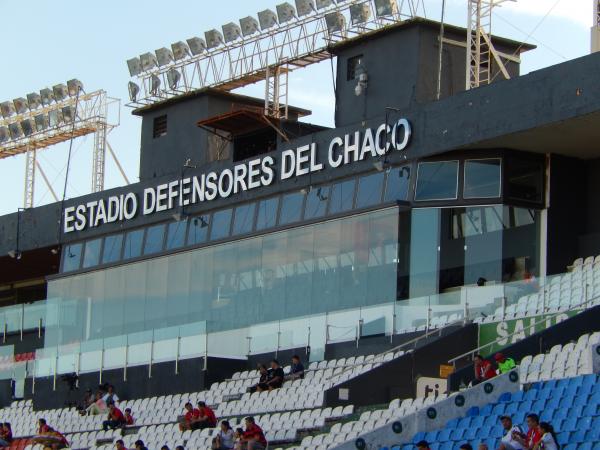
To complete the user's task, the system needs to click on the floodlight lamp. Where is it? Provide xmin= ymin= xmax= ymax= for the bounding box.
xmin=53 ymin=84 xmax=69 ymax=101
xmin=167 ymin=68 xmax=181 ymax=90
xmin=0 ymin=127 xmax=9 ymax=143
xmin=128 ymin=82 xmax=140 ymax=102
xmin=258 ymin=9 xmax=279 ymax=30
xmin=276 ymin=2 xmax=297 ymax=23
xmin=150 ymin=74 xmax=161 ymax=96
xmin=140 ymin=52 xmax=158 ymax=72
xmin=205 ymin=29 xmax=224 ymax=49
xmin=8 ymin=122 xmax=23 ymax=139
xmin=62 ymin=106 xmax=76 ymax=123
xmin=222 ymin=22 xmax=242 ymax=43
xmin=48 ymin=109 xmax=64 ymax=127
xmin=325 ymin=11 xmax=346 ymax=33
xmin=26 ymin=92 xmax=42 ymax=110
xmin=40 ymin=88 xmax=55 ymax=106
xmin=34 ymin=114 xmax=48 ymax=132
xmin=240 ymin=16 xmax=260 ymax=37
xmin=67 ymin=79 xmax=84 ymax=96
xmin=350 ymin=4 xmax=371 ymax=25
xmin=0 ymin=101 xmax=16 ymax=118
xmin=155 ymin=47 xmax=174 ymax=67
xmin=20 ymin=119 xmax=35 ymax=136
xmin=171 ymin=41 xmax=191 ymax=60
xmin=13 ymin=98 xmax=28 ymax=115
xmin=127 ymin=57 xmax=142 ymax=77
xmin=186 ymin=37 xmax=207 ymax=56
xmin=316 ymin=0 xmax=335 ymax=10
xmin=374 ymin=0 xmax=399 ymax=17
xmin=295 ymin=0 xmax=316 ymax=16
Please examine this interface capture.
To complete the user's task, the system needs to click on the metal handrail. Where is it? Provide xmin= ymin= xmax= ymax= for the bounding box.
xmin=447 ymin=293 xmax=599 ymax=366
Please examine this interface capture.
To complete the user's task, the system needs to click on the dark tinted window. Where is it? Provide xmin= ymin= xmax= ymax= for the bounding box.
xmin=144 ymin=224 xmax=166 ymax=255
xmin=233 ymin=203 xmax=256 ymax=235
xmin=62 ymin=243 xmax=82 ymax=272
xmin=347 ymin=55 xmax=363 ymax=80
xmin=464 ymin=159 xmax=501 ymax=198
xmin=279 ymin=192 xmax=305 ymax=225
xmin=256 ymin=197 xmax=280 ymax=230
xmin=82 ymin=238 xmax=102 ymax=268
xmin=506 ymin=158 xmax=543 ymax=203
xmin=187 ymin=215 xmax=210 ymax=245
xmin=102 ymin=234 xmax=123 ymax=264
xmin=153 ymin=115 xmax=167 ymax=138
xmin=123 ymin=229 xmax=144 ymax=260
xmin=384 ymin=166 xmax=411 ymax=202
xmin=211 ymin=209 xmax=232 ymax=240
xmin=166 ymin=220 xmax=187 ymax=250
xmin=329 ymin=179 xmax=356 ymax=214
xmin=415 ymin=161 xmax=459 ymax=201
xmin=304 ymin=186 xmax=330 ymax=220
xmin=356 ymin=173 xmax=384 ymax=208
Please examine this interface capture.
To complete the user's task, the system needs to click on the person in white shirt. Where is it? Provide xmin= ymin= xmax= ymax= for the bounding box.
xmin=102 ymin=385 xmax=119 ymax=405
xmin=534 ymin=422 xmax=559 ymax=450
xmin=212 ymin=420 xmax=235 ymax=450
xmin=498 ymin=416 xmax=525 ymax=450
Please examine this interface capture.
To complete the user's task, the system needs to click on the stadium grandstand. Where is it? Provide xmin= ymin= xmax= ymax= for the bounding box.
xmin=1 ymin=0 xmax=600 ymax=449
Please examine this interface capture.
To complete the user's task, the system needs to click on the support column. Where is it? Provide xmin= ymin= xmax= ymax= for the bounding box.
xmin=23 ymin=147 xmax=36 ymax=208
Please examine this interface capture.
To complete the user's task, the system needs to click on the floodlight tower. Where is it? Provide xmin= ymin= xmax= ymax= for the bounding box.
xmin=592 ymin=0 xmax=600 ymax=53
xmin=0 ymin=82 xmax=126 ymax=208
xmin=465 ymin=0 xmax=514 ymax=90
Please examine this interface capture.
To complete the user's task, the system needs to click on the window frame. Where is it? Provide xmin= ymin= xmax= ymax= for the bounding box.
xmin=463 ymin=158 xmax=502 ymax=199
xmin=414 ymin=160 xmax=460 ymax=202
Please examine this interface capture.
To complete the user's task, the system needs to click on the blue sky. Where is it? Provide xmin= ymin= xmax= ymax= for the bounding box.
xmin=0 ymin=0 xmax=593 ymax=216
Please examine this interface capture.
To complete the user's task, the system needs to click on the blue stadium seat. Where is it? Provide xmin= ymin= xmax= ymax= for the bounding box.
xmin=592 ymin=416 xmax=600 ymax=429
xmin=492 ymin=404 xmax=506 ymax=415
xmin=413 ymin=432 xmax=427 ymax=443
xmin=532 ymin=399 xmax=547 ymax=411
xmin=577 ymin=416 xmax=592 ymax=430
xmin=402 ymin=445 xmax=413 ymax=450
xmin=581 ymin=374 xmax=597 ymax=388
xmin=537 ymin=389 xmax=553 ymax=401
xmin=546 ymin=396 xmax=562 ymax=409
xmin=593 ymin=443 xmax=600 ymax=450
xmin=467 ymin=406 xmax=480 ymax=417
xmin=568 ymin=405 xmax=584 ymax=417
xmin=517 ymin=400 xmax=533 ymax=413
xmin=512 ymin=411 xmax=526 ymax=424
xmin=430 ymin=444 xmax=440 ymax=450
xmin=450 ymin=428 xmax=465 ymax=441
xmin=446 ymin=418 xmax=460 ymax=428
xmin=573 ymin=394 xmax=590 ymax=407
xmin=425 ymin=431 xmax=439 ymax=442
xmin=464 ymin=427 xmax=478 ymax=441
xmin=570 ymin=429 xmax=586 ymax=443
xmin=563 ymin=444 xmax=577 ymax=450
xmin=578 ymin=443 xmax=593 ymax=450
xmin=583 ymin=403 xmax=598 ymax=416
xmin=584 ymin=428 xmax=600 ymax=441
xmin=552 ymin=408 xmax=569 ymax=421
xmin=498 ymin=392 xmax=512 ymax=402
xmin=438 ymin=429 xmax=452 ymax=442
xmin=481 ymin=403 xmax=495 ymax=415
xmin=485 ymin=438 xmax=497 ymax=449
xmin=590 ymin=391 xmax=600 ymax=403
xmin=543 ymin=379 xmax=558 ymax=389
xmin=511 ymin=391 xmax=525 ymax=402
xmin=491 ymin=425 xmax=504 ymax=438
xmin=562 ymin=417 xmax=578 ymax=432
xmin=479 ymin=425 xmax=492 ymax=437
xmin=559 ymin=395 xmax=575 ymax=409
xmin=471 ymin=416 xmax=485 ymax=428
xmin=564 ymin=383 xmax=579 ymax=396
xmin=579 ymin=383 xmax=593 ymax=397
xmin=557 ymin=431 xmax=570 ymax=446
xmin=439 ymin=441 xmax=453 ymax=450
xmin=457 ymin=417 xmax=472 ymax=428
xmin=524 ymin=389 xmax=538 ymax=401
xmin=483 ymin=415 xmax=499 ymax=427
xmin=540 ymin=410 xmax=554 ymax=422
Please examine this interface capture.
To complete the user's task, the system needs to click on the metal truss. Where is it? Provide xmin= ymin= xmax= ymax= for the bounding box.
xmin=265 ymin=64 xmax=289 ymax=119
xmin=466 ymin=0 xmax=513 ymax=90
xmin=593 ymin=0 xmax=600 ymax=53
xmin=127 ymin=0 xmax=425 ymax=108
xmin=23 ymin=148 xmax=36 ymax=209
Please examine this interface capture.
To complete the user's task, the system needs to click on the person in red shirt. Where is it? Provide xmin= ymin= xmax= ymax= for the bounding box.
xmin=473 ymin=354 xmax=496 ymax=385
xmin=0 ymin=422 xmax=12 ymax=447
xmin=514 ymin=414 xmax=542 ymax=449
xmin=179 ymin=402 xmax=201 ymax=431
xmin=103 ymin=402 xmax=126 ymax=431
xmin=33 ymin=419 xmax=68 ymax=450
xmin=196 ymin=401 xmax=218 ymax=429
xmin=124 ymin=408 xmax=135 ymax=426
xmin=236 ymin=416 xmax=267 ymax=450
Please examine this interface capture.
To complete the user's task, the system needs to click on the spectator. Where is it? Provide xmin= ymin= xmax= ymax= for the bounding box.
xmin=78 ymin=389 xmax=94 ymax=414
xmin=179 ymin=402 xmax=200 ymax=431
xmin=415 ymin=441 xmax=430 ymax=450
xmin=115 ymin=439 xmax=127 ymax=450
xmin=212 ymin=420 xmax=235 ymax=450
xmin=38 ymin=419 xmax=51 ymax=434
xmin=478 ymin=444 xmax=488 ymax=450
xmin=124 ymin=408 xmax=135 ymax=426
xmin=495 ymin=353 xmax=516 ymax=374
xmin=459 ymin=444 xmax=473 ymax=450
xmin=498 ymin=415 xmax=525 ymax=450
xmin=86 ymin=391 xmax=108 ymax=416
xmin=264 ymin=359 xmax=284 ymax=391
xmin=33 ymin=420 xmax=68 ymax=450
xmin=134 ymin=440 xmax=148 ymax=450
xmin=285 ymin=355 xmax=305 ymax=381
xmin=175 ymin=447 xmax=184 ymax=450
xmin=102 ymin=385 xmax=120 ymax=404
xmin=235 ymin=416 xmax=267 ymax=450
xmin=513 ymin=414 xmax=542 ymax=450
xmin=161 ymin=446 xmax=170 ymax=450
xmin=103 ymin=402 xmax=126 ymax=431
xmin=535 ymin=422 xmax=558 ymax=450
xmin=234 ymin=428 xmax=244 ymax=448
xmin=248 ymin=365 xmax=269 ymax=393
xmin=196 ymin=401 xmax=218 ymax=429
xmin=473 ymin=354 xmax=496 ymax=385
xmin=0 ymin=422 xmax=12 ymax=447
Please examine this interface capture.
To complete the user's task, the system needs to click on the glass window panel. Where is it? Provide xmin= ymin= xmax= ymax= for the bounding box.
xmin=328 ymin=179 xmax=356 ymax=214
xmin=484 ymin=206 xmax=506 ymax=233
xmin=233 ymin=203 xmax=256 ymax=235
xmin=384 ymin=166 xmax=411 ymax=202
xmin=278 ymin=192 xmax=305 ymax=225
xmin=123 ymin=229 xmax=144 ymax=260
xmin=82 ymin=238 xmax=102 ymax=268
xmin=304 ymin=186 xmax=330 ymax=220
xmin=356 ymin=173 xmax=384 ymax=208
xmin=256 ymin=197 xmax=279 ymax=230
xmin=210 ymin=209 xmax=232 ymax=240
xmin=507 ymin=158 xmax=543 ymax=203
xmin=144 ymin=224 xmax=165 ymax=255
xmin=187 ymin=215 xmax=210 ymax=245
xmin=62 ymin=243 xmax=82 ymax=272
xmin=464 ymin=159 xmax=501 ymax=198
xmin=102 ymin=234 xmax=123 ymax=264
xmin=166 ymin=220 xmax=187 ymax=250
xmin=513 ymin=207 xmax=535 ymax=227
xmin=415 ymin=161 xmax=459 ymax=201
